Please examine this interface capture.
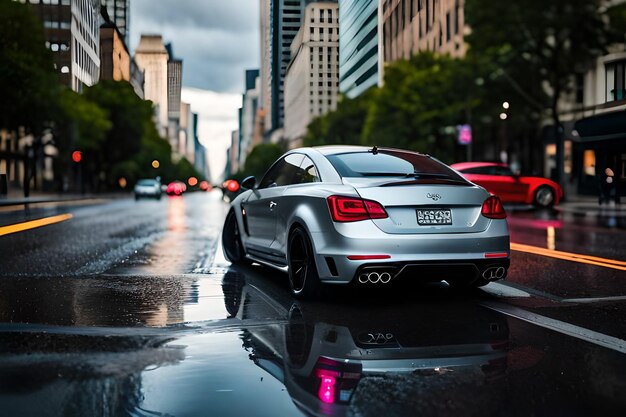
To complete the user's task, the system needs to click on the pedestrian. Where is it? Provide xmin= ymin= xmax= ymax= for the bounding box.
xmin=599 ymin=166 xmax=614 ymax=205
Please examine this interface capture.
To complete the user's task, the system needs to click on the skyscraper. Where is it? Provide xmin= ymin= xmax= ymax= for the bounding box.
xmin=284 ymin=2 xmax=339 ymax=147
xmin=338 ymin=0 xmax=380 ymax=99
xmin=101 ymin=0 xmax=129 ymax=44
xmin=21 ymin=0 xmax=101 ymax=92
xmin=135 ymin=35 xmax=169 ymax=136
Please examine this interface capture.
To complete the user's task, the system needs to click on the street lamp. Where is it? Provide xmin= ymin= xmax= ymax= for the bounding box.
xmin=502 ymin=101 xmax=510 ymax=110
xmin=499 ymin=113 xmax=508 ymax=120
xmin=152 ymin=160 xmax=160 ymax=169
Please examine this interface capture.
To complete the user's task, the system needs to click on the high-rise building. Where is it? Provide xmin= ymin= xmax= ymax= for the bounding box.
xmin=166 ymin=44 xmax=183 ymax=155
xmin=338 ymin=0 xmax=380 ymax=99
xmin=134 ymin=35 xmax=169 ymax=136
xmin=99 ymin=21 xmax=129 ymax=82
xmin=284 ymin=2 xmax=339 ymax=147
xmin=380 ymin=0 xmax=466 ymax=64
xmin=101 ymin=0 xmax=129 ymax=43
xmin=240 ymin=70 xmax=260 ymax=167
xmin=259 ymin=0 xmax=273 ymax=134
xmin=21 ymin=0 xmax=101 ymax=92
xmin=267 ymin=0 xmax=336 ymax=134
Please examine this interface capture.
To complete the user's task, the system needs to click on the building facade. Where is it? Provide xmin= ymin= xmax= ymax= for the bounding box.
xmin=338 ymin=0 xmax=380 ymax=99
xmin=167 ymin=49 xmax=183 ymax=156
xmin=101 ymin=0 xmax=129 ymax=43
xmin=22 ymin=0 xmax=101 ymax=92
xmin=99 ymin=23 xmax=129 ymax=82
xmin=134 ymin=35 xmax=169 ymax=136
xmin=240 ymin=70 xmax=260 ymax=167
xmin=284 ymin=2 xmax=340 ymax=147
xmin=380 ymin=0 xmax=466 ymax=64
xmin=260 ymin=0 xmax=273 ymax=134
xmin=549 ymin=46 xmax=626 ymax=197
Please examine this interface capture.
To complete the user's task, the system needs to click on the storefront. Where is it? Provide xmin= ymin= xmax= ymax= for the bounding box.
xmin=572 ymin=110 xmax=626 ymax=198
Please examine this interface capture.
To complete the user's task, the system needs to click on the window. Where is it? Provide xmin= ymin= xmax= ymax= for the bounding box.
xmin=575 ymin=73 xmax=584 ymax=104
xmin=606 ymin=61 xmax=625 ymax=102
xmin=258 ymin=154 xmax=305 ymax=188
xmin=295 ymin=156 xmax=320 ymax=184
xmin=327 ymin=150 xmax=467 ymax=182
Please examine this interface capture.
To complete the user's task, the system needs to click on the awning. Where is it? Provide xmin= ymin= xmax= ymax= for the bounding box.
xmin=573 ymin=110 xmax=626 ymax=143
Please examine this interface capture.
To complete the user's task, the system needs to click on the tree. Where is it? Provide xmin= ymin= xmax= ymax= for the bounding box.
xmin=0 ymin=0 xmax=58 ymax=134
xmin=83 ymin=80 xmax=159 ymax=188
xmin=465 ymin=0 xmax=624 ymax=184
xmin=363 ymin=53 xmax=480 ymax=163
xmin=53 ymin=88 xmax=111 ymax=191
xmin=303 ymin=91 xmax=373 ymax=147
xmin=236 ymin=143 xmax=284 ymax=180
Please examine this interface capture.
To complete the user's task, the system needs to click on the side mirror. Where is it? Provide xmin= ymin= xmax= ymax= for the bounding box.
xmin=241 ymin=176 xmax=256 ymax=190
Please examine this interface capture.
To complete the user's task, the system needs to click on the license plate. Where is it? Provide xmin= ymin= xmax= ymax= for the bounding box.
xmin=416 ymin=209 xmax=452 ymax=225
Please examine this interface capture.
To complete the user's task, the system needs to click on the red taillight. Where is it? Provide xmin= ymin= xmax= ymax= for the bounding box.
xmin=481 ymin=196 xmax=507 ymax=219
xmin=327 ymin=195 xmax=388 ymax=222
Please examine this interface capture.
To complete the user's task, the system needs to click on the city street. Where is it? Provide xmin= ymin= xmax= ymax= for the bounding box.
xmin=0 ymin=192 xmax=625 ymax=416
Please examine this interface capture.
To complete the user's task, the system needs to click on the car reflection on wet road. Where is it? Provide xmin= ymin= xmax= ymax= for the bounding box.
xmin=0 ymin=192 xmax=625 ymax=416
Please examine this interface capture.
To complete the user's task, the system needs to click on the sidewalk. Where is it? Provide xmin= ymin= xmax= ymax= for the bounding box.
xmin=0 ymin=189 xmax=129 ymax=207
xmin=556 ymin=195 xmax=626 ymax=218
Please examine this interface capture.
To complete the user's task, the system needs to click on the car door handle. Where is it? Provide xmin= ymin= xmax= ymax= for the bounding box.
xmin=269 ymin=201 xmax=277 ymax=209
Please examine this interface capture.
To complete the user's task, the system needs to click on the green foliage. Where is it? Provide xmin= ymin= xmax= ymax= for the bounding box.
xmin=363 ymin=53 xmax=480 ymax=162
xmin=465 ymin=0 xmax=619 ymax=110
xmin=303 ymin=92 xmax=372 ymax=147
xmin=0 ymin=0 xmax=58 ymax=134
xmin=236 ymin=143 xmax=284 ymax=180
xmin=83 ymin=81 xmax=150 ymax=166
xmin=303 ymin=53 xmax=481 ymax=162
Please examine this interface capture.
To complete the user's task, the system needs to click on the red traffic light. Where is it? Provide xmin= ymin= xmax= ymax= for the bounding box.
xmin=226 ymin=179 xmax=240 ymax=193
xmin=72 ymin=151 xmax=82 ymax=163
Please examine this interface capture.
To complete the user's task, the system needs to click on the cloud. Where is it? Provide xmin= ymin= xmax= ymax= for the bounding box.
xmin=130 ymin=0 xmax=260 ymax=93
xmin=181 ymin=87 xmax=242 ymax=182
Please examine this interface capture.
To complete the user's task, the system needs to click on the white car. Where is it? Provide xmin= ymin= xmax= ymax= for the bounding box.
xmin=134 ymin=179 xmax=162 ymax=200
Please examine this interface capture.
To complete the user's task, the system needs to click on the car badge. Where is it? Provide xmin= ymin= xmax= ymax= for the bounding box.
xmin=427 ymin=193 xmax=442 ymax=201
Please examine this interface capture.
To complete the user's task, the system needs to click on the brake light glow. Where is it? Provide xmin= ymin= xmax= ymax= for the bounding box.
xmin=318 ymin=374 xmax=336 ymax=404
xmin=347 ymin=255 xmax=391 ymax=260
xmin=481 ymin=196 xmax=507 ymax=219
xmin=327 ymin=195 xmax=388 ymax=222
xmin=485 ymin=252 xmax=508 ymax=258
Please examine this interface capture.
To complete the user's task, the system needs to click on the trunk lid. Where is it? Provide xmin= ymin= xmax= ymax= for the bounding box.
xmin=345 ymin=178 xmax=491 ymax=234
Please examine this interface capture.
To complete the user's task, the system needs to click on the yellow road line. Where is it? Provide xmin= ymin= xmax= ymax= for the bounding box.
xmin=510 ymin=242 xmax=626 ymax=271
xmin=0 ymin=214 xmax=73 ymax=237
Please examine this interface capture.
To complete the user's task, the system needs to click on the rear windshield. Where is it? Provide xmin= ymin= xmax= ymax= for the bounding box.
xmin=137 ymin=179 xmax=158 ymax=186
xmin=326 ymin=150 xmax=466 ymax=181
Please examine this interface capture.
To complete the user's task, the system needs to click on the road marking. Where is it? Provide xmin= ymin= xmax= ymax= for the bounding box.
xmin=481 ymin=301 xmax=626 ymax=354
xmin=0 ymin=213 xmax=73 ymax=236
xmin=481 ymin=282 xmax=531 ymax=298
xmin=510 ymin=242 xmax=626 ymax=271
xmin=562 ymin=295 xmax=626 ymax=304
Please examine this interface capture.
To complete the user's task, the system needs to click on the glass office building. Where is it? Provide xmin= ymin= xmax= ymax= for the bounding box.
xmin=338 ymin=0 xmax=379 ymax=99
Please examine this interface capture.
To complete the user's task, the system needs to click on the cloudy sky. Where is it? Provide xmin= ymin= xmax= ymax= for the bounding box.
xmin=129 ymin=0 xmax=261 ymax=181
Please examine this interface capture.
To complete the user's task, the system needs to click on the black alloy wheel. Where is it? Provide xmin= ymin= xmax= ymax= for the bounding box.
xmin=288 ymin=227 xmax=320 ymax=299
xmin=222 ymin=210 xmax=249 ymax=265
xmin=534 ymin=186 xmax=555 ymax=208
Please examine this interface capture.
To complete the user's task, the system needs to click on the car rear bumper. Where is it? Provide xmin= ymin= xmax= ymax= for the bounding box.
xmin=310 ymin=219 xmax=510 ymax=284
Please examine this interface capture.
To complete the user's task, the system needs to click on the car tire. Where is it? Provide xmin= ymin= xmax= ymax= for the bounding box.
xmin=288 ymin=227 xmax=321 ymax=299
xmin=534 ymin=186 xmax=555 ymax=208
xmin=222 ymin=210 xmax=249 ymax=265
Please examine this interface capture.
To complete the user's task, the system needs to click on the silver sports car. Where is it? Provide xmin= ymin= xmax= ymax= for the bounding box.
xmin=222 ymin=146 xmax=510 ymax=298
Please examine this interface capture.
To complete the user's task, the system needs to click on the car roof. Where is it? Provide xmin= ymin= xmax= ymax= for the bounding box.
xmin=450 ymin=162 xmax=509 ymax=170
xmin=310 ymin=145 xmax=428 ymax=157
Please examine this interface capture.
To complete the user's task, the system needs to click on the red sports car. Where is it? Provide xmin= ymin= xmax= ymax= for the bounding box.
xmin=450 ymin=162 xmax=563 ymax=207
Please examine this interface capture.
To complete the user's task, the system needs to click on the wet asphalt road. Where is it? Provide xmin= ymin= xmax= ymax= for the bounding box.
xmin=0 ymin=192 xmax=625 ymax=416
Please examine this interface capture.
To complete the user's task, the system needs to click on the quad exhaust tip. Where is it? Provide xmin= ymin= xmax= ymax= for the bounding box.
xmin=482 ymin=266 xmax=506 ymax=280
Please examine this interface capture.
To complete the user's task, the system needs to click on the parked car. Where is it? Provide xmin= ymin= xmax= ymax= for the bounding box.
xmin=450 ymin=162 xmax=563 ymax=208
xmin=134 ymin=179 xmax=161 ymax=200
xmin=166 ymin=181 xmax=187 ymax=196
xmin=222 ymin=146 xmax=510 ymax=298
